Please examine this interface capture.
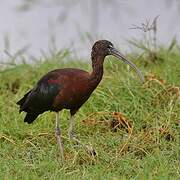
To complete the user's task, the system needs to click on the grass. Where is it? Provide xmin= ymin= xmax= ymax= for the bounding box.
xmin=0 ymin=48 xmax=179 ymax=179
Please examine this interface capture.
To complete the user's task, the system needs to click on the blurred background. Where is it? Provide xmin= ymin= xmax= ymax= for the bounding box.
xmin=0 ymin=0 xmax=180 ymax=61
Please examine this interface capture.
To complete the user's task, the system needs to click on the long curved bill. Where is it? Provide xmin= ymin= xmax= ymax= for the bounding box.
xmin=110 ymin=47 xmax=145 ymax=83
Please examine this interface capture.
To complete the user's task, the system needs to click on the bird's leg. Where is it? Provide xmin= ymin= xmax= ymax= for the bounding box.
xmin=68 ymin=115 xmax=76 ymax=141
xmin=55 ymin=112 xmax=64 ymax=162
xmin=68 ymin=115 xmax=96 ymax=156
xmin=68 ymin=115 xmax=82 ymax=144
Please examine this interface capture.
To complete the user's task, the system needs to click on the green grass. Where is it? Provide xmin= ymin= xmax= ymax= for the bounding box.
xmin=0 ymin=49 xmax=179 ymax=179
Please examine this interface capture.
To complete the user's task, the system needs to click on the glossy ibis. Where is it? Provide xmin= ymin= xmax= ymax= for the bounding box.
xmin=17 ymin=40 xmax=144 ymax=161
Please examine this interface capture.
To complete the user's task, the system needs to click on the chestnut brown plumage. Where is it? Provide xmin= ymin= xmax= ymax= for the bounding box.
xmin=17 ymin=40 xmax=144 ymax=161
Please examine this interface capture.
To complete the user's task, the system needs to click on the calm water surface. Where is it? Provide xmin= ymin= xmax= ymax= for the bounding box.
xmin=0 ymin=0 xmax=179 ymax=60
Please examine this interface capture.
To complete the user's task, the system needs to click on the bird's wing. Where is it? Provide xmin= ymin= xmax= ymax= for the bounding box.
xmin=17 ymin=72 xmax=62 ymax=114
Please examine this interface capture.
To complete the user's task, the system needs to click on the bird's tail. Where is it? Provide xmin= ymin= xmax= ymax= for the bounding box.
xmin=17 ymin=90 xmax=31 ymax=112
xmin=24 ymin=112 xmax=39 ymax=124
xmin=17 ymin=90 xmax=40 ymax=123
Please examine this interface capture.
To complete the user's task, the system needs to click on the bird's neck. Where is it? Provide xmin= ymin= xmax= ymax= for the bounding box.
xmin=90 ymin=55 xmax=104 ymax=86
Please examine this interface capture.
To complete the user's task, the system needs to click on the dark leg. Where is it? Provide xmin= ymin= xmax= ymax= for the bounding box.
xmin=68 ymin=115 xmax=96 ymax=156
xmin=55 ymin=112 xmax=64 ymax=162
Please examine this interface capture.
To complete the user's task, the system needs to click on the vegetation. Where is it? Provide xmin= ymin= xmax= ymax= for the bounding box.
xmin=0 ymin=48 xmax=179 ymax=179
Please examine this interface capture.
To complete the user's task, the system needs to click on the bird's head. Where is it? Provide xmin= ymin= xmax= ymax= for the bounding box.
xmin=92 ymin=40 xmax=144 ymax=82
xmin=92 ymin=40 xmax=113 ymax=57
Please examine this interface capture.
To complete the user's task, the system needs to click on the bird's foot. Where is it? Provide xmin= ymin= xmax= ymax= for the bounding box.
xmin=85 ymin=145 xmax=97 ymax=157
xmin=69 ymin=132 xmax=97 ymax=156
xmin=68 ymin=130 xmax=76 ymax=141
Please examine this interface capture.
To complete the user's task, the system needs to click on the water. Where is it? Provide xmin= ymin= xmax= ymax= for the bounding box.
xmin=0 ymin=0 xmax=179 ymax=61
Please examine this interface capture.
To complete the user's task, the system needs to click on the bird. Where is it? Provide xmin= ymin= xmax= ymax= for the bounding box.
xmin=17 ymin=40 xmax=144 ymax=161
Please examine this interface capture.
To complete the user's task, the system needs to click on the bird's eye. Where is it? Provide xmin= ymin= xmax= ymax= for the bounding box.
xmin=107 ymin=45 xmax=113 ymax=53
xmin=108 ymin=45 xmax=113 ymax=49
